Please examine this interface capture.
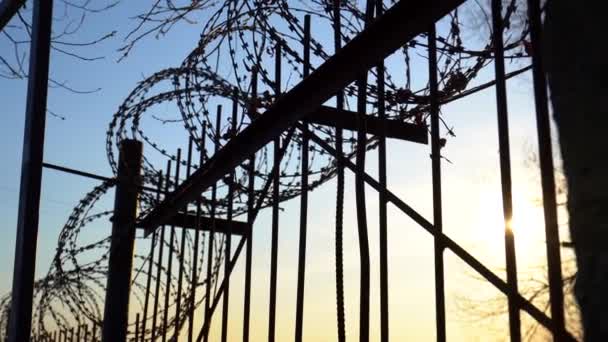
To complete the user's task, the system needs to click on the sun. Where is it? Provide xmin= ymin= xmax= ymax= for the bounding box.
xmin=472 ymin=188 xmax=546 ymax=254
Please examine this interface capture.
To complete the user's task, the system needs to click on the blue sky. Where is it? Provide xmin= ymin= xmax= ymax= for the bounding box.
xmin=0 ymin=1 xmax=572 ymax=340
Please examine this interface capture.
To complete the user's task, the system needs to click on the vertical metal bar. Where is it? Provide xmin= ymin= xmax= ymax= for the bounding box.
xmin=355 ymin=3 xmax=374 ymax=341
xmin=527 ymin=0 xmax=565 ymax=338
xmin=135 ymin=313 xmax=140 ymax=342
xmin=76 ymin=325 xmax=80 ymax=342
xmin=203 ymin=106 xmax=222 ymax=342
xmin=242 ymin=70 xmax=257 ymax=342
xmin=376 ymin=1 xmax=389 ymax=341
xmin=8 ymin=1 xmax=53 ymax=340
xmin=162 ymin=149 xmax=182 ymax=342
xmin=70 ymin=328 xmax=74 ymax=342
xmin=53 ymin=331 xmax=57 ymax=342
xmin=189 ymin=122 xmax=206 ymax=342
xmin=295 ymin=15 xmax=311 ymax=342
xmin=332 ymin=2 xmax=346 ymax=341
xmin=491 ymin=0 xmax=521 ymax=341
xmin=83 ymin=325 xmax=87 ymax=342
xmin=92 ymin=322 xmax=97 ymax=342
xmin=143 ymin=172 xmax=163 ymax=341
xmin=428 ymin=25 xmax=446 ymax=342
xmin=175 ymin=138 xmax=194 ymax=339
xmin=152 ymin=162 xmax=171 ymax=341
xmin=268 ymin=42 xmax=282 ymax=342
xmin=102 ymin=139 xmax=143 ymax=342
xmin=220 ymin=96 xmax=238 ymax=342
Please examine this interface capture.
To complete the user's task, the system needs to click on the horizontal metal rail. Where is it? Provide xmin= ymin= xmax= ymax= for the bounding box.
xmin=139 ymin=0 xmax=464 ymax=233
xmin=160 ymin=212 xmax=249 ymax=236
xmin=309 ymin=106 xmax=428 ymax=143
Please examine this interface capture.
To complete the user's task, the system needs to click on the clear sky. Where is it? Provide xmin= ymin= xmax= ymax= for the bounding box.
xmin=0 ymin=1 xmax=573 ymax=341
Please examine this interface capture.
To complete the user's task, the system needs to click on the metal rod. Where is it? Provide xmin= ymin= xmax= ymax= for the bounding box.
xmin=8 ymin=1 xmax=53 ymax=340
xmin=428 ymin=25 xmax=446 ymax=342
xmin=152 ymin=161 xmax=171 ymax=341
xmin=174 ymin=138 xmax=194 ymax=339
xmin=102 ymin=140 xmax=143 ymax=342
xmin=332 ymin=2 xmax=346 ymax=340
xmin=295 ymin=15 xmax=311 ymax=342
xmin=376 ymin=1 xmax=389 ymax=341
xmin=491 ymin=0 xmax=521 ymax=340
xmin=354 ymin=3 xmax=375 ymax=341
xmin=42 ymin=163 xmax=113 ymax=183
xmin=142 ymin=172 xmax=163 ymax=341
xmin=92 ymin=321 xmax=97 ymax=342
xmin=268 ymin=41 xmax=282 ymax=342
xmin=203 ymin=105 xmax=222 ymax=342
xmin=242 ymin=70 xmax=257 ymax=342
xmin=220 ymin=95 xmax=238 ymax=342
xmin=189 ymin=122 xmax=206 ymax=342
xmin=527 ymin=0 xmax=566 ymax=339
xmin=135 ymin=314 xmax=140 ymax=342
xmin=91 ymin=323 xmax=96 ymax=342
xmin=162 ymin=148 xmax=182 ymax=342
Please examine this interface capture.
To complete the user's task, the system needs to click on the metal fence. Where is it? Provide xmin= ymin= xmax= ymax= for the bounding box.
xmin=2 ymin=0 xmax=574 ymax=341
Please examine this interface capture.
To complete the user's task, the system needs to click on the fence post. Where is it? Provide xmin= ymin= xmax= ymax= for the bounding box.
xmin=7 ymin=1 xmax=53 ymax=341
xmin=101 ymin=139 xmax=143 ymax=342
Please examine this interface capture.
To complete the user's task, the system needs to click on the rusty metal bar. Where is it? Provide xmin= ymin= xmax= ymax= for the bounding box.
xmin=295 ymin=15 xmax=311 ymax=342
xmin=102 ymin=139 xmax=143 ymax=342
xmin=7 ymin=1 xmax=53 ymax=340
xmin=428 ymin=25 xmax=446 ymax=342
xmin=139 ymin=0 xmax=465 ymax=233
xmin=491 ymin=0 xmax=521 ymax=340
xmin=152 ymin=161 xmax=172 ymax=341
xmin=527 ymin=0 xmax=566 ymax=339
